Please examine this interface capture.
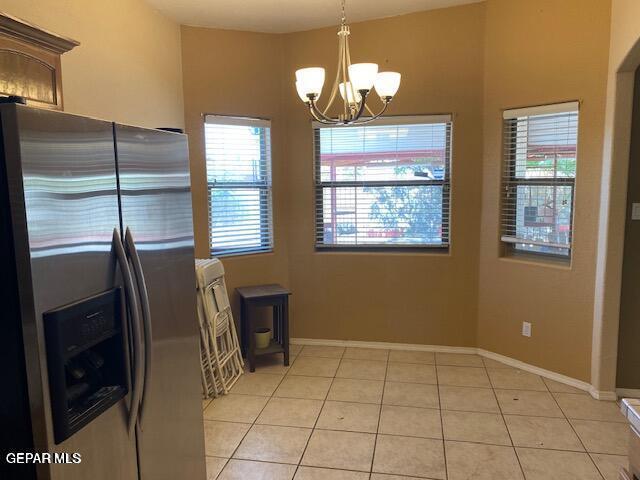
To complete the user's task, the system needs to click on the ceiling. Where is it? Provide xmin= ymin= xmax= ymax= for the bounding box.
xmin=146 ymin=0 xmax=484 ymax=33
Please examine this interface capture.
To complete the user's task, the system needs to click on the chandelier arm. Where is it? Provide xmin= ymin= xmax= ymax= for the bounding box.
xmin=308 ymin=97 xmax=337 ymax=124
xmin=340 ymin=34 xmax=349 ymax=119
xmin=344 ymin=35 xmax=358 ymax=118
xmin=364 ymin=102 xmax=375 ymax=117
xmin=350 ymin=89 xmax=370 ymax=123
xmin=323 ymin=31 xmax=344 ymax=116
xmin=351 ymin=100 xmax=391 ymax=125
xmin=308 ymin=107 xmax=335 ymax=125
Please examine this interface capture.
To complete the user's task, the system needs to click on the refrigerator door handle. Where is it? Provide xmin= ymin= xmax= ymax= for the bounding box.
xmin=125 ymin=227 xmax=153 ymax=428
xmin=113 ymin=228 xmax=144 ymax=436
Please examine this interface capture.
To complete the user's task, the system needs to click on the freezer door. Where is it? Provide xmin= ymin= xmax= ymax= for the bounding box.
xmin=114 ymin=124 xmax=206 ymax=480
xmin=0 ymin=105 xmax=138 ymax=480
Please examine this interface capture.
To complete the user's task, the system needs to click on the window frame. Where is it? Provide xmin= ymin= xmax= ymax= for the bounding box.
xmin=312 ymin=114 xmax=453 ymax=252
xmin=204 ymin=114 xmax=274 ymax=257
xmin=500 ymin=102 xmax=579 ymax=261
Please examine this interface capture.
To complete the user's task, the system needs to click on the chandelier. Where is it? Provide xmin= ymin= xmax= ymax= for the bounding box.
xmin=294 ymin=0 xmax=401 ymax=125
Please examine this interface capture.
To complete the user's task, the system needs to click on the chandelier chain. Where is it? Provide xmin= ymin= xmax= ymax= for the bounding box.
xmin=340 ymin=0 xmax=346 ymax=26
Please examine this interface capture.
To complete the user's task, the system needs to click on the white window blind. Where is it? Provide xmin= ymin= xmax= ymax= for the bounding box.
xmin=314 ymin=115 xmax=452 ymax=249
xmin=501 ymin=102 xmax=579 ymax=258
xmin=204 ymin=115 xmax=273 ymax=256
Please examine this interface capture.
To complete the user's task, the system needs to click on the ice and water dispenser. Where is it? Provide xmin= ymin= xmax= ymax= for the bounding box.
xmin=44 ymin=288 xmax=128 ymax=444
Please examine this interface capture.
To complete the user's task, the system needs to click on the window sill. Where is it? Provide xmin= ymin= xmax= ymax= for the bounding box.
xmin=499 ymin=251 xmax=572 ymax=270
xmin=210 ymin=250 xmax=274 ymax=260
xmin=314 ymin=246 xmax=451 ymax=257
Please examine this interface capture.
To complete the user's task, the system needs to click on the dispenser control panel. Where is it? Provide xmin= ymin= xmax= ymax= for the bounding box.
xmin=43 ymin=288 xmax=127 ymax=444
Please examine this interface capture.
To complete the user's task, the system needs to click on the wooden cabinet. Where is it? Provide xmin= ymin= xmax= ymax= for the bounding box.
xmin=0 ymin=12 xmax=78 ymax=110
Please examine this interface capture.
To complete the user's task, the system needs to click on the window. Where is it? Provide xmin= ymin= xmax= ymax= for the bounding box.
xmin=204 ymin=115 xmax=273 ymax=256
xmin=501 ymin=102 xmax=579 ymax=258
xmin=314 ymin=115 xmax=452 ymax=250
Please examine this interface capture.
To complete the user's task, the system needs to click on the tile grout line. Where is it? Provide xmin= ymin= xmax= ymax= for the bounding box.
xmin=278 ymin=378 xmax=567 ymax=393
xmin=486 ymin=363 xmax=528 ymax=480
xmin=208 ymin=347 xmax=382 ymax=478
xmin=547 ymin=385 xmax=607 ymax=480
xmin=368 ymin=349 xmax=390 ymax=478
xmin=434 ymin=356 xmax=449 ymax=480
xmin=290 ymin=346 xmax=344 ymax=479
xmin=205 ymin=417 xmax=628 ymax=452
xmin=207 ymin=349 xmax=619 ymax=479
xmin=209 ymin=352 xmax=299 ymax=479
xmin=205 ymin=455 xmax=429 ymax=477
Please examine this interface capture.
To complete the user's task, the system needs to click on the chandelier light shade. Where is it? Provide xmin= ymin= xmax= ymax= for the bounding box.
xmin=348 ymin=63 xmax=378 ymax=91
xmin=296 ymin=67 xmax=325 ymax=97
xmin=374 ymin=72 xmax=402 ymax=98
xmin=294 ymin=0 xmax=401 ymax=125
xmin=339 ymin=82 xmax=361 ymax=104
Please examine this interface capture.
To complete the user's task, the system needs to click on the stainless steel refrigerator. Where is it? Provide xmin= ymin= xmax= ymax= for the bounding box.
xmin=0 ymin=103 xmax=206 ymax=480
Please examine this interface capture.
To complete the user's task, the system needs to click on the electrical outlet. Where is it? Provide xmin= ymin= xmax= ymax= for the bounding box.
xmin=522 ymin=322 xmax=532 ymax=337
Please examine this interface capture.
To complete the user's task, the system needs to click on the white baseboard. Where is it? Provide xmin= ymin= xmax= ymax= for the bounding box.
xmin=617 ymin=388 xmax=640 ymax=399
xmin=590 ymin=389 xmax=619 ymax=401
xmin=476 ymin=349 xmax=592 ymax=395
xmin=290 ymin=337 xmax=477 ymax=354
xmin=290 ymin=337 xmax=605 ymax=400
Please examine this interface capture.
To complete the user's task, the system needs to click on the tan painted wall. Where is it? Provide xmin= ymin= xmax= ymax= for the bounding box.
xmin=180 ymin=27 xmax=290 ymax=313
xmin=477 ymin=0 xmax=611 ymax=381
xmin=608 ymin=0 xmax=640 ymax=71
xmin=181 ymin=1 xmax=613 ymax=382
xmin=282 ymin=5 xmax=485 ymax=345
xmin=7 ymin=0 xmax=620 ymax=383
xmin=1 ymin=0 xmax=184 ymax=128
xmin=182 ymin=5 xmax=484 ymax=346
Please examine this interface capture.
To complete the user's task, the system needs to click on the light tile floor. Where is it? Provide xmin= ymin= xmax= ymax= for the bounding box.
xmin=202 ymin=345 xmax=629 ymax=480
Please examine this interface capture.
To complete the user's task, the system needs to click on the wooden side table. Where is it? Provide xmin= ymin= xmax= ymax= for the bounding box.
xmin=237 ymin=284 xmax=291 ymax=373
